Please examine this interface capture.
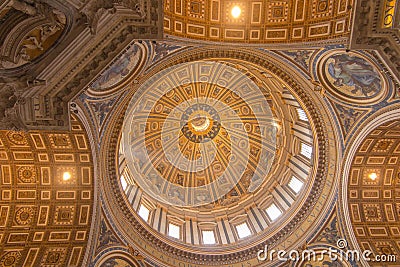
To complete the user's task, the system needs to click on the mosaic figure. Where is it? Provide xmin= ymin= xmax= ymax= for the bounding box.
xmin=327 ymin=54 xmax=381 ymax=97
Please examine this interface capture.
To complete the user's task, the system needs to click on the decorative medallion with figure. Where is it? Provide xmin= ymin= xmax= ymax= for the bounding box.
xmin=318 ymin=50 xmax=386 ymax=104
xmin=90 ymin=43 xmax=145 ymax=92
xmin=0 ymin=1 xmax=66 ymax=69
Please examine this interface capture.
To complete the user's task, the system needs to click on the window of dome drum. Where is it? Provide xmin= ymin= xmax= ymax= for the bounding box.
xmin=138 ymin=204 xmax=150 ymax=222
xmin=202 ymin=230 xmax=216 ymax=245
xmin=300 ymin=143 xmax=312 ymax=159
xmin=168 ymin=223 xmax=180 ymax=239
xmin=288 ymin=176 xmax=303 ymax=194
xmin=120 ymin=175 xmax=128 ymax=191
xmin=236 ymin=222 xmax=252 ymax=239
xmin=296 ymin=108 xmax=308 ymax=121
xmin=266 ymin=203 xmax=282 ymax=221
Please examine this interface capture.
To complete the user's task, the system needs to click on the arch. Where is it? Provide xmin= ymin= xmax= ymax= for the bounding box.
xmin=339 ymin=104 xmax=400 ymax=266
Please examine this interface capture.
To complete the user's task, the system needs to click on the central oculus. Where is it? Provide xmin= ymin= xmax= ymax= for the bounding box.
xmin=181 ymin=104 xmax=221 ymax=143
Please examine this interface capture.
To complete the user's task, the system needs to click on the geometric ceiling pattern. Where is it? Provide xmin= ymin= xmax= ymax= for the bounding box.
xmin=0 ymin=115 xmax=94 ymax=267
xmin=164 ymin=0 xmax=354 ymax=43
xmin=348 ymin=119 xmax=400 ymax=266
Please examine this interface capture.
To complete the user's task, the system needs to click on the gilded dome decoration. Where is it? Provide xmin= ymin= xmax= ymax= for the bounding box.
xmin=122 ymin=61 xmax=276 ymax=207
xmin=104 ymin=48 xmax=340 ymax=266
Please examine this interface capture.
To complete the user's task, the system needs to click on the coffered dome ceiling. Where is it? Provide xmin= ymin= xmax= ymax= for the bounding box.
xmin=122 ymin=61 xmax=278 ymax=208
xmin=99 ymin=47 xmax=340 ymax=266
xmin=164 ymin=0 xmax=354 ymax=44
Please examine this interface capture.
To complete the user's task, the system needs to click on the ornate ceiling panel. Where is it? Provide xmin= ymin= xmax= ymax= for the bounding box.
xmin=0 ymin=0 xmax=163 ymax=131
xmin=347 ymin=120 xmax=400 ymax=266
xmin=0 ymin=115 xmax=94 ymax=267
xmin=164 ymin=0 xmax=354 ymax=44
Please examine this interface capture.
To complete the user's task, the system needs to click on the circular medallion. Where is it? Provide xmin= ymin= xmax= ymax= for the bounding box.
xmin=0 ymin=251 xmax=21 ymax=267
xmin=15 ymin=207 xmax=34 ymax=225
xmin=6 ymin=132 xmax=28 ymax=146
xmin=17 ymin=166 xmax=36 ymax=183
xmin=88 ymin=43 xmax=146 ymax=95
xmin=318 ymin=50 xmax=386 ymax=104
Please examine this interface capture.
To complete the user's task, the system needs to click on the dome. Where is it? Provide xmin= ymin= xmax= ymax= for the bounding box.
xmin=104 ymin=48 xmax=339 ymax=266
xmin=121 ymin=61 xmax=278 ymax=208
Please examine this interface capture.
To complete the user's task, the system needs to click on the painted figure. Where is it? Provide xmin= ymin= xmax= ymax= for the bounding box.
xmin=327 ymin=54 xmax=381 ymax=97
xmin=92 ymin=45 xmax=139 ymax=89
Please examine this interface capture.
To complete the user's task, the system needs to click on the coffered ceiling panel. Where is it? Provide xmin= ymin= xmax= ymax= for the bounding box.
xmin=164 ymin=0 xmax=354 ymax=43
xmin=0 ymin=115 xmax=94 ymax=267
xmin=348 ymin=120 xmax=400 ymax=266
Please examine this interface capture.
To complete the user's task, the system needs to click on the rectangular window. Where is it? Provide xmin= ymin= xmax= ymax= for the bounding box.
xmin=120 ymin=175 xmax=128 ymax=191
xmin=297 ymin=108 xmax=308 ymax=121
xmin=300 ymin=143 xmax=312 ymax=159
xmin=236 ymin=222 xmax=252 ymax=239
xmin=168 ymin=223 xmax=180 ymax=239
xmin=288 ymin=176 xmax=303 ymax=194
xmin=138 ymin=204 xmax=150 ymax=222
xmin=266 ymin=203 xmax=282 ymax=221
xmin=202 ymin=230 xmax=216 ymax=244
